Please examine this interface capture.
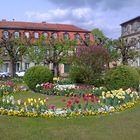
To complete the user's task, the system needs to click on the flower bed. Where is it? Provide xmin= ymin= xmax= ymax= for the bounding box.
xmin=0 ymin=88 xmax=139 ymax=118
xmin=35 ymin=82 xmax=105 ymax=97
xmin=0 ymin=81 xmax=28 ymax=96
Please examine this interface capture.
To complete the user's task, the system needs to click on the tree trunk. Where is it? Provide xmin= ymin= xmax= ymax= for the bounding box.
xmin=10 ymin=60 xmax=16 ymax=77
xmin=53 ymin=63 xmax=59 ymax=77
xmin=122 ymin=57 xmax=128 ymax=65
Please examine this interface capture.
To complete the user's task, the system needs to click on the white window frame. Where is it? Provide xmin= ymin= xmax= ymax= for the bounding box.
xmin=14 ymin=31 xmax=20 ymax=38
xmin=24 ymin=32 xmax=30 ymax=38
xmin=3 ymin=31 xmax=9 ymax=39
xmin=34 ymin=32 xmax=39 ymax=39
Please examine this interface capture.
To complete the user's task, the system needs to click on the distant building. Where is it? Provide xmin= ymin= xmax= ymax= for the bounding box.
xmin=120 ymin=16 xmax=140 ymax=66
xmin=0 ymin=20 xmax=93 ymax=75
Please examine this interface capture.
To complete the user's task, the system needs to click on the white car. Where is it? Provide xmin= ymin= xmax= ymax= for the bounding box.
xmin=16 ymin=71 xmax=25 ymax=77
xmin=0 ymin=71 xmax=10 ymax=78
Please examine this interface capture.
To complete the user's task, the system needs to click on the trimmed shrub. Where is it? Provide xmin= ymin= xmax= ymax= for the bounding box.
xmin=69 ymin=66 xmax=86 ymax=84
xmin=104 ymin=65 xmax=140 ymax=90
xmin=24 ymin=66 xmax=53 ymax=90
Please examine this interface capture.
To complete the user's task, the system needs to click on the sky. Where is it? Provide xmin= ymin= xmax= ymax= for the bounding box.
xmin=0 ymin=0 xmax=140 ymax=39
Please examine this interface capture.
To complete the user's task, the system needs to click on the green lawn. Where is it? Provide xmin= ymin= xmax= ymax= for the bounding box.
xmin=11 ymin=91 xmax=67 ymax=108
xmin=0 ymin=91 xmax=140 ymax=140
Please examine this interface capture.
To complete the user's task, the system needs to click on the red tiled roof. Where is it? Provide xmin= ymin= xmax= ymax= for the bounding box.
xmin=0 ymin=20 xmax=90 ymax=32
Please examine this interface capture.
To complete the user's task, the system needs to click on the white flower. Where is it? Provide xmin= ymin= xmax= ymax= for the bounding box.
xmin=36 ymin=84 xmax=40 ymax=87
xmin=11 ymin=100 xmax=15 ymax=105
xmin=7 ymin=100 xmax=10 ymax=104
xmin=2 ymin=98 xmax=5 ymax=102
xmin=10 ymin=96 xmax=14 ymax=101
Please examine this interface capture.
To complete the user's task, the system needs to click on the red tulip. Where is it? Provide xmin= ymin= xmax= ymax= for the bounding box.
xmin=74 ymin=98 xmax=79 ymax=104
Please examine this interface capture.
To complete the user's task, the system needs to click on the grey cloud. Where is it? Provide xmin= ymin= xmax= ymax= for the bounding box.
xmin=47 ymin=0 xmax=138 ymax=10
xmin=26 ymin=0 xmax=140 ymax=39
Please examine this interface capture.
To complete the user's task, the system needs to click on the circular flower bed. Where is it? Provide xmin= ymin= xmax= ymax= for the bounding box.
xmin=0 ymin=88 xmax=139 ymax=118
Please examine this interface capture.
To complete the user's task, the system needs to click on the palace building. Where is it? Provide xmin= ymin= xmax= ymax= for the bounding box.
xmin=0 ymin=19 xmax=93 ymax=76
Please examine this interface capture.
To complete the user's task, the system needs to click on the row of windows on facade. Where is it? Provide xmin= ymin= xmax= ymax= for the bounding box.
xmin=2 ymin=30 xmax=90 ymax=40
xmin=122 ymin=21 xmax=140 ymax=33
xmin=2 ymin=62 xmax=69 ymax=73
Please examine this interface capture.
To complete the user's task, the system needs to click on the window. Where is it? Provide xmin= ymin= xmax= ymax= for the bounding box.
xmin=14 ymin=31 xmax=20 ymax=38
xmin=34 ymin=32 xmax=39 ymax=39
xmin=138 ymin=56 xmax=140 ymax=66
xmin=43 ymin=32 xmax=48 ymax=38
xmin=63 ymin=33 xmax=69 ymax=40
xmin=137 ymin=21 xmax=140 ymax=28
xmin=75 ymin=33 xmax=80 ymax=40
xmin=137 ymin=42 xmax=140 ymax=49
xmin=84 ymin=33 xmax=90 ymax=40
xmin=16 ymin=63 xmax=20 ymax=72
xmin=25 ymin=63 xmax=29 ymax=70
xmin=64 ymin=64 xmax=70 ymax=73
xmin=24 ymin=32 xmax=30 ymax=38
xmin=52 ymin=33 xmax=58 ymax=39
xmin=132 ymin=22 xmax=138 ymax=32
xmin=3 ymin=63 xmax=9 ymax=72
xmin=3 ymin=31 xmax=9 ymax=39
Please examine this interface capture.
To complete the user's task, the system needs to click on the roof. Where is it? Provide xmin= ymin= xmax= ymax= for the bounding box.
xmin=0 ymin=20 xmax=90 ymax=32
xmin=120 ymin=16 xmax=140 ymax=26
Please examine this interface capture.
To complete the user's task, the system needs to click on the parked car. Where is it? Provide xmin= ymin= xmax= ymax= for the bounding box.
xmin=16 ymin=71 xmax=25 ymax=77
xmin=0 ymin=71 xmax=11 ymax=78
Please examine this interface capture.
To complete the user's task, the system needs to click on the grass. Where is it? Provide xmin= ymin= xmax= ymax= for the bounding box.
xmin=0 ymin=103 xmax=140 ymax=140
xmin=11 ymin=91 xmax=67 ymax=108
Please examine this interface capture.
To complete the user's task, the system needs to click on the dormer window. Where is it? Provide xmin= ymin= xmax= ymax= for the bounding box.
xmin=24 ymin=32 xmax=30 ymax=38
xmin=14 ymin=32 xmax=20 ymax=38
xmin=34 ymin=32 xmax=39 ymax=39
xmin=3 ymin=31 xmax=9 ymax=39
xmin=63 ymin=33 xmax=69 ymax=40
xmin=75 ymin=33 xmax=80 ymax=40
xmin=43 ymin=32 xmax=48 ymax=38
xmin=52 ymin=33 xmax=58 ymax=39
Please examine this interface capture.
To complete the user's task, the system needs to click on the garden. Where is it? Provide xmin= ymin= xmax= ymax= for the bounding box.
xmin=0 ymin=64 xmax=140 ymax=119
xmin=1 ymin=45 xmax=140 ymax=140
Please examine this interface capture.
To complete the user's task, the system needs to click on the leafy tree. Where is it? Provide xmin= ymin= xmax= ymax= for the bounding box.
xmin=92 ymin=28 xmax=119 ymax=66
xmin=26 ymin=36 xmax=46 ymax=64
xmin=45 ymin=38 xmax=76 ymax=76
xmin=69 ymin=45 xmax=110 ymax=85
xmin=91 ymin=28 xmax=107 ymax=45
xmin=0 ymin=34 xmax=30 ymax=77
xmin=26 ymin=36 xmax=76 ymax=76
xmin=113 ymin=38 xmax=139 ymax=65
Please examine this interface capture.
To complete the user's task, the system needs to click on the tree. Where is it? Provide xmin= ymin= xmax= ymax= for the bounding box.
xmin=69 ymin=45 xmax=110 ymax=85
xmin=91 ymin=28 xmax=107 ymax=45
xmin=45 ymin=38 xmax=76 ymax=76
xmin=26 ymin=36 xmax=77 ymax=76
xmin=0 ymin=34 xmax=30 ymax=77
xmin=26 ymin=36 xmax=47 ymax=64
xmin=92 ymin=28 xmax=119 ymax=66
xmin=113 ymin=38 xmax=139 ymax=65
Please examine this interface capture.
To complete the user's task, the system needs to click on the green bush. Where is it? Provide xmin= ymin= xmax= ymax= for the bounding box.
xmin=69 ymin=66 xmax=85 ymax=84
xmin=24 ymin=66 xmax=53 ymax=90
xmin=135 ymin=67 xmax=140 ymax=78
xmin=104 ymin=65 xmax=140 ymax=90
xmin=69 ymin=66 xmax=104 ymax=86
